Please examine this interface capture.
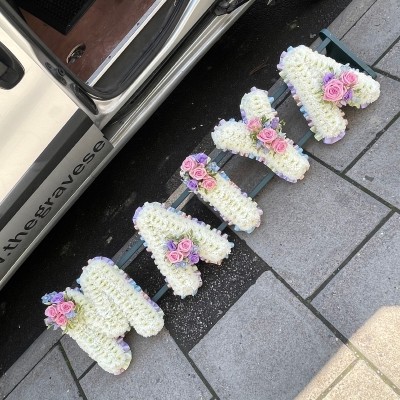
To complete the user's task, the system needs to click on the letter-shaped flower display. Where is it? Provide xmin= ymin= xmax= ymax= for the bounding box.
xmin=278 ymin=45 xmax=380 ymax=143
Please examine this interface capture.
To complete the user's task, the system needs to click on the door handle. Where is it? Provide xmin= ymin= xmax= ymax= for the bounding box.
xmin=0 ymin=42 xmax=24 ymax=89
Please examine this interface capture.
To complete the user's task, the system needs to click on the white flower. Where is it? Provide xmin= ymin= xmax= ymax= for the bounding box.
xmin=133 ymin=202 xmax=234 ymax=298
xmin=211 ymin=88 xmax=310 ymax=182
xmin=212 ymin=119 xmax=309 ymax=182
xmin=278 ymin=45 xmax=380 ymax=142
xmin=196 ymin=172 xmax=262 ymax=233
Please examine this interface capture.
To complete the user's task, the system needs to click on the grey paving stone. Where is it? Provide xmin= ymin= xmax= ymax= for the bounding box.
xmin=376 ymin=41 xmax=400 ymax=78
xmin=324 ymin=361 xmax=399 ymax=400
xmin=80 ymin=329 xmax=211 ymax=400
xmin=341 ymin=0 xmax=400 ymax=65
xmin=5 ymin=346 xmax=80 ymax=400
xmin=0 ymin=329 xmax=61 ymax=398
xmin=238 ymin=160 xmax=389 ymax=298
xmin=190 ymin=272 xmax=348 ymax=400
xmin=346 ymin=118 xmax=400 ymax=208
xmin=328 ymin=0 xmax=378 ymax=40
xmin=276 ymin=74 xmax=400 ymax=172
xmin=61 ymin=335 xmax=94 ymax=379
xmin=312 ymin=213 xmax=400 ymax=386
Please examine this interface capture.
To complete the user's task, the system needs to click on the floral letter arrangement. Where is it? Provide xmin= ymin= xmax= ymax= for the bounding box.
xmin=211 ymin=87 xmax=310 ymax=182
xmin=133 ymin=202 xmax=234 ymax=298
xmin=180 ymin=152 xmax=263 ymax=232
xmin=42 ymin=257 xmax=164 ymax=374
xmin=278 ymin=45 xmax=380 ymax=143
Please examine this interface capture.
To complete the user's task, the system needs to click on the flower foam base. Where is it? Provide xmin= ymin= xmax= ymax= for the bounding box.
xmin=211 ymin=88 xmax=310 ymax=182
xmin=133 ymin=202 xmax=234 ymax=298
xmin=278 ymin=45 xmax=380 ymax=143
xmin=43 ymin=257 xmax=164 ymax=375
xmin=180 ymin=153 xmax=262 ymax=232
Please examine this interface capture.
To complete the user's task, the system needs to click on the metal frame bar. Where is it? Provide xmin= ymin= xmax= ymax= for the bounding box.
xmin=115 ymin=29 xmax=377 ymax=303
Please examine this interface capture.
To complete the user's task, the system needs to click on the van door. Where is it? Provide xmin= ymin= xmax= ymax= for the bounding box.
xmin=0 ymin=17 xmax=113 ymax=287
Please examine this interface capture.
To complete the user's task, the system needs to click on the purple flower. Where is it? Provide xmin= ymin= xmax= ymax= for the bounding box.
xmin=188 ymin=253 xmax=200 ymax=265
xmin=323 ymin=72 xmax=335 ymax=85
xmin=66 ymin=311 xmax=77 ymax=319
xmin=194 ymin=153 xmax=208 ymax=164
xmin=186 ymin=179 xmax=198 ymax=191
xmin=41 ymin=292 xmax=57 ymax=304
xmin=50 ymin=292 xmax=64 ymax=304
xmin=166 ymin=240 xmax=177 ymax=251
xmin=343 ymin=89 xmax=353 ymax=102
xmin=270 ymin=117 xmax=280 ymax=129
xmin=175 ymin=261 xmax=187 ymax=268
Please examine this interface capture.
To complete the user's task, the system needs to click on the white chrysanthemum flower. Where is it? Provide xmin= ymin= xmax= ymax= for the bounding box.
xmin=133 ymin=202 xmax=233 ymax=298
xmin=212 ymin=119 xmax=309 ymax=182
xmin=278 ymin=45 xmax=380 ymax=143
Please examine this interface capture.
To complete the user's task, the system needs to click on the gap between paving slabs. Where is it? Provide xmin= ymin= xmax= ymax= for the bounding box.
xmin=116 ymin=28 xmax=377 ymax=303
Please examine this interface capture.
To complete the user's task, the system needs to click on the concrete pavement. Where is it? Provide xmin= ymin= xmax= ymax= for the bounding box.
xmin=2 ymin=0 xmax=400 ymax=398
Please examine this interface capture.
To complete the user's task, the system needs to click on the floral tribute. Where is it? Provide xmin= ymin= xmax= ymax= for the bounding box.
xmin=42 ymin=257 xmax=164 ymax=375
xmin=211 ymin=87 xmax=310 ymax=183
xmin=180 ymin=153 xmax=262 ymax=232
xmin=42 ymin=291 xmax=78 ymax=330
xmin=278 ymin=45 xmax=380 ymax=143
xmin=133 ymin=202 xmax=233 ymax=298
xmin=165 ymin=237 xmax=200 ymax=268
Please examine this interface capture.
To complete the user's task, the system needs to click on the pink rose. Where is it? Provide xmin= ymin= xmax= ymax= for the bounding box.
xmin=44 ymin=305 xmax=58 ymax=319
xmin=177 ymin=239 xmax=193 ymax=254
xmin=323 ymin=79 xmax=345 ymax=102
xmin=55 ymin=313 xmax=68 ymax=327
xmin=166 ymin=250 xmax=184 ymax=264
xmin=56 ymin=301 xmax=75 ymax=315
xmin=271 ymin=138 xmax=288 ymax=154
xmin=247 ymin=118 xmax=262 ymax=131
xmin=257 ymin=128 xmax=277 ymax=144
xmin=189 ymin=166 xmax=208 ymax=181
xmin=340 ymin=71 xmax=358 ymax=87
xmin=201 ymin=176 xmax=217 ymax=191
xmin=181 ymin=156 xmax=197 ymax=172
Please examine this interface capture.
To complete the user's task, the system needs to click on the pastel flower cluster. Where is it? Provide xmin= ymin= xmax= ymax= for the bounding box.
xmin=322 ymin=70 xmax=359 ymax=106
xmin=42 ymin=291 xmax=78 ymax=330
xmin=211 ymin=88 xmax=309 ymax=183
xmin=165 ymin=238 xmax=200 ymax=267
xmin=246 ymin=115 xmax=288 ymax=154
xmin=278 ymin=45 xmax=380 ymax=143
xmin=180 ymin=153 xmax=218 ymax=192
xmin=133 ymin=202 xmax=233 ymax=298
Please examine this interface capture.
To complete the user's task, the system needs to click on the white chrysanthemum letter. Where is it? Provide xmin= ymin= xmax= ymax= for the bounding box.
xmin=278 ymin=45 xmax=380 ymax=143
xmin=133 ymin=202 xmax=234 ymax=298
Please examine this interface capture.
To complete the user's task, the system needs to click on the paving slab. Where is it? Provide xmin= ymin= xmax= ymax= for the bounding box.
xmin=80 ymin=329 xmax=212 ymax=400
xmin=346 ymin=118 xmax=400 ymax=208
xmin=61 ymin=335 xmax=94 ymax=379
xmin=295 ymin=346 xmax=356 ymax=400
xmin=327 ymin=0 xmax=378 ymax=40
xmin=5 ymin=346 xmax=80 ymax=400
xmin=312 ymin=213 xmax=400 ymax=387
xmin=341 ymin=0 xmax=400 ymax=65
xmin=0 ymin=329 xmax=61 ymax=398
xmin=190 ymin=272 xmax=351 ymax=400
xmin=276 ymin=74 xmax=400 ymax=172
xmin=376 ymin=41 xmax=400 ymax=78
xmin=233 ymin=159 xmax=389 ymax=298
xmin=324 ymin=360 xmax=398 ymax=400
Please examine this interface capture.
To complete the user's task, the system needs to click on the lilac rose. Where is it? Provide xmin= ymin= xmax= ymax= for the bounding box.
xmin=269 ymin=117 xmax=280 ymax=129
xmin=323 ymin=72 xmax=335 ymax=85
xmin=186 ymin=179 xmax=198 ymax=191
xmin=166 ymin=240 xmax=177 ymax=251
xmin=188 ymin=253 xmax=200 ymax=264
xmin=194 ymin=153 xmax=208 ymax=164
xmin=50 ymin=292 xmax=64 ymax=304
xmin=342 ymin=89 xmax=353 ymax=103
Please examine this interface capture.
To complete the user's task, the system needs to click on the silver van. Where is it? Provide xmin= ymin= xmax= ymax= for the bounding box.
xmin=0 ymin=0 xmax=258 ymax=289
